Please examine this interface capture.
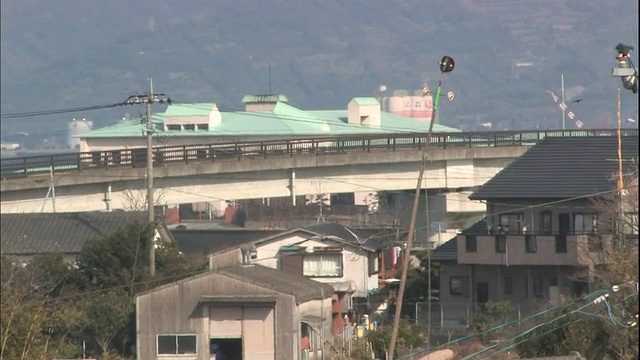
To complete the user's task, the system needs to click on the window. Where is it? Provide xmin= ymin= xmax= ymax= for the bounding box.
xmin=504 ymin=277 xmax=513 ymax=295
xmin=555 ymin=235 xmax=567 ymax=253
xmin=157 ymin=335 xmax=197 ymax=355
xmin=539 ymin=211 xmax=552 ymax=235
xmin=499 ymin=213 xmax=524 ymax=234
xmin=574 ymin=213 xmax=597 ymax=234
xmin=533 ymin=278 xmax=544 ymax=298
xmin=303 ymin=253 xmax=342 ymax=277
xmin=450 ymin=276 xmax=468 ymax=296
xmin=183 ymin=124 xmax=196 ymax=131
xmin=465 ymin=235 xmax=477 ymax=252
xmin=495 ymin=235 xmax=507 ymax=253
xmin=166 ymin=124 xmax=181 ymax=131
xmin=198 ymin=124 xmax=209 ymax=131
xmin=525 ymin=235 xmax=537 ymax=253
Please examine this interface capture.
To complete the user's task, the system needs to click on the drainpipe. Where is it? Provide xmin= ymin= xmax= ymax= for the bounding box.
xmin=105 ymin=183 xmax=112 ymax=212
xmin=291 ymin=169 xmax=297 ymax=206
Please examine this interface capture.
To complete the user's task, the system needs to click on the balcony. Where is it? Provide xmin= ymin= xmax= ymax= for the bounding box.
xmin=457 ymin=233 xmax=610 ymax=266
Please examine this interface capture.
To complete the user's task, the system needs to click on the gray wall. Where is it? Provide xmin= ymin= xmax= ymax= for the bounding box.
xmin=136 ymin=271 xmax=300 ymax=360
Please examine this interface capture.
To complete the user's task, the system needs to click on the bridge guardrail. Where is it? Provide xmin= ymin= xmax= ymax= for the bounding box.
xmin=1 ymin=129 xmax=636 ymax=179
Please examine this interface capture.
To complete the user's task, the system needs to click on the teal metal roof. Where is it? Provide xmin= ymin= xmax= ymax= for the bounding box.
xmin=164 ymin=103 xmax=216 ymax=117
xmin=77 ymin=100 xmax=460 ymax=139
xmin=241 ymin=94 xmax=289 ymax=103
xmin=351 ymin=97 xmax=380 ymax=106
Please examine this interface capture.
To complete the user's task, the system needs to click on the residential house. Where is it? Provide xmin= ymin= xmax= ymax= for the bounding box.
xmin=135 ymin=254 xmax=334 ymax=360
xmin=0 ymin=211 xmax=170 ymax=263
xmin=437 ymin=136 xmax=638 ymax=311
xmin=208 ymin=222 xmax=396 ymax=333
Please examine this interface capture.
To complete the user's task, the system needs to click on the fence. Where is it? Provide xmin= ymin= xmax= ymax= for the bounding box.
xmin=3 ymin=129 xmax=635 ymax=179
xmin=415 ymin=302 xmax=539 ymax=330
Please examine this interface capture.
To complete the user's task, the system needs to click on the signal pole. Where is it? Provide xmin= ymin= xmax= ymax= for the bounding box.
xmin=388 ymin=56 xmax=455 ymax=358
xmin=124 ymin=81 xmax=171 ymax=277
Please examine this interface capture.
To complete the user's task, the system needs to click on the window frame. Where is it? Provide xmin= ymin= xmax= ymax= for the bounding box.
xmin=495 ymin=235 xmax=507 ymax=253
xmin=157 ymin=334 xmax=197 ymax=356
xmin=465 ymin=235 xmax=477 ymax=253
xmin=499 ymin=213 xmax=524 ymax=234
xmin=573 ymin=213 xmax=597 ymax=234
xmin=539 ymin=210 xmax=553 ymax=235
xmin=525 ymin=234 xmax=537 ymax=253
xmin=166 ymin=124 xmax=182 ymax=131
xmin=302 ymin=253 xmax=343 ymax=278
xmin=555 ymin=235 xmax=568 ymax=253
xmin=533 ymin=277 xmax=544 ymax=298
xmin=449 ymin=276 xmax=467 ymax=296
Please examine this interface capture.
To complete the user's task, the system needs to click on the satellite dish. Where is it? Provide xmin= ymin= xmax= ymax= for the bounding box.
xmin=422 ymin=86 xmax=431 ymax=96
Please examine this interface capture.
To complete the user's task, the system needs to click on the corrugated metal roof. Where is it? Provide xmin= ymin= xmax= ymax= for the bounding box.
xmin=241 ymin=94 xmax=289 ymax=103
xmin=163 ymin=103 xmax=216 ymax=117
xmin=0 ymin=211 xmax=146 ymax=255
xmin=77 ymin=101 xmax=460 ymax=138
xmin=219 ymin=265 xmax=335 ymax=303
xmin=351 ymin=97 xmax=380 ymax=106
xmin=470 ymin=136 xmax=639 ymax=200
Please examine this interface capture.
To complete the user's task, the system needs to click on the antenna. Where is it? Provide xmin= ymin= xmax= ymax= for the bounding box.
xmin=268 ymin=62 xmax=272 ymax=95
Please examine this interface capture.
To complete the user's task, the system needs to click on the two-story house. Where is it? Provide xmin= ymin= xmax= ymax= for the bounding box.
xmin=209 ymin=222 xmax=393 ymax=333
xmin=437 ymin=135 xmax=638 ymax=310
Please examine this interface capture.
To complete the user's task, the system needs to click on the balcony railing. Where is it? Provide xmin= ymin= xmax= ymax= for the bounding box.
xmin=2 ymin=128 xmax=636 ymax=179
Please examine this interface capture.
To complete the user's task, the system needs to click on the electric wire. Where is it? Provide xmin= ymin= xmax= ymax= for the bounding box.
xmin=396 ymin=289 xmax=611 ymax=359
xmin=472 ymin=292 xmax=639 ymax=359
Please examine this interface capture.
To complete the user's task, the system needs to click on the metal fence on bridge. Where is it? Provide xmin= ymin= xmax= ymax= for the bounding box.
xmin=2 ymin=129 xmax=636 ymax=179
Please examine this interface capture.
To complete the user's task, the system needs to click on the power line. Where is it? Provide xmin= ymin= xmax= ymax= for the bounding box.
xmin=0 ymin=102 xmax=126 ymax=119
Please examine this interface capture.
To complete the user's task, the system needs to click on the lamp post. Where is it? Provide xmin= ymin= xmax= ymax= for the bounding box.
xmin=388 ymin=56 xmax=455 ymax=359
xmin=611 ymin=43 xmax=637 ymax=249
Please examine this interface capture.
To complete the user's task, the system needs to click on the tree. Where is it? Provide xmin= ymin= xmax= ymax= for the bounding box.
xmin=81 ymin=289 xmax=132 ymax=354
xmin=367 ymin=318 xmax=425 ymax=359
xmin=1 ymin=254 xmax=87 ymax=359
xmin=75 ymin=221 xmax=154 ymax=290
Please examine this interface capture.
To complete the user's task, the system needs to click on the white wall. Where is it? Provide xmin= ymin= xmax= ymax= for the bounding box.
xmin=253 ymin=235 xmax=378 ymax=296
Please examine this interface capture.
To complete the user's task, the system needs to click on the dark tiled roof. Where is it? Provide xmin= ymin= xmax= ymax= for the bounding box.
xmin=430 ymin=238 xmax=457 ymax=262
xmin=219 ymin=265 xmax=335 ymax=303
xmin=1 ymin=211 xmax=146 ymax=255
xmin=461 ymin=219 xmax=490 ymax=235
xmin=470 ymin=136 xmax=639 ymax=200
xmin=170 ymin=229 xmax=280 ymax=259
xmin=431 ymin=219 xmax=489 ymax=262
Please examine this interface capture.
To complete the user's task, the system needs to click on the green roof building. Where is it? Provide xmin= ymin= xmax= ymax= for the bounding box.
xmin=77 ymin=95 xmax=459 ymax=152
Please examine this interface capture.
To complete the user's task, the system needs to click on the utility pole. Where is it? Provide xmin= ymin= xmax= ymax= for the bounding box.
xmin=123 ymin=81 xmax=171 ymax=277
xmin=388 ymin=56 xmax=455 ymax=359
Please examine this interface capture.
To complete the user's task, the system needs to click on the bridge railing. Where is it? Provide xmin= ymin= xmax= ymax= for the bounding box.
xmin=2 ymin=129 xmax=636 ymax=179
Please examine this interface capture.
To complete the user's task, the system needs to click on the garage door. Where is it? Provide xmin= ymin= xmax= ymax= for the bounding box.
xmin=209 ymin=306 xmax=275 ymax=359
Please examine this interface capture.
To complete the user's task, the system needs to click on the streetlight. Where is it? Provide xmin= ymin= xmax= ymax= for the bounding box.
xmin=388 ymin=55 xmax=455 ymax=359
xmin=612 ymin=43 xmax=638 ymax=94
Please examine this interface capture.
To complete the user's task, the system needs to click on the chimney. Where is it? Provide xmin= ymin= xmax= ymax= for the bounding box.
xmin=242 ymin=94 xmax=288 ymax=112
xmin=348 ymin=97 xmax=381 ymax=127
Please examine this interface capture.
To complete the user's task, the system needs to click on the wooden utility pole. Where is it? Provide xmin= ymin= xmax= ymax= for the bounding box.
xmin=123 ymin=82 xmax=171 ymax=277
xmin=146 ymin=79 xmax=155 ymax=276
xmin=388 ymin=56 xmax=455 ymax=358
